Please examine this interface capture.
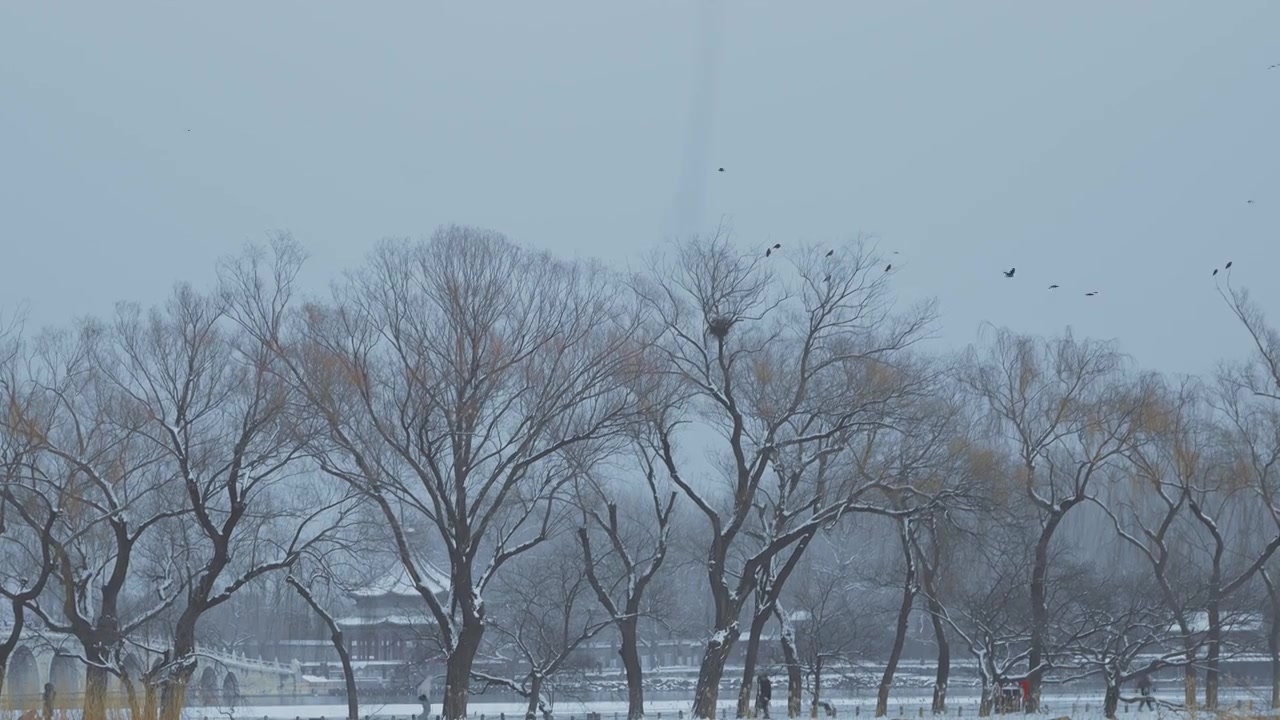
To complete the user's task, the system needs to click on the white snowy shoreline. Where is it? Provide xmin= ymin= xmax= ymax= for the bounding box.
xmin=176 ymin=691 xmax=1279 ymax=720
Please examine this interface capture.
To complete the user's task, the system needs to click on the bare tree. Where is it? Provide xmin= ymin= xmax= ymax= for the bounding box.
xmin=636 ymin=233 xmax=936 ymax=719
xmin=0 ymin=313 xmax=60 ymax=704
xmin=929 ymin=544 xmax=1033 ymax=718
xmin=0 ymin=401 xmax=59 ymax=707
xmin=1218 ymin=276 xmax=1280 ymax=709
xmin=577 ymin=441 xmax=677 ymax=720
xmin=959 ymin=327 xmax=1151 ymax=710
xmin=0 ymin=489 xmax=57 ymax=707
xmin=87 ymin=285 xmax=351 ymax=720
xmin=787 ymin=544 xmax=863 ymax=719
xmin=855 ymin=386 xmax=975 ymax=718
xmin=873 ymin=517 xmax=917 ymax=718
xmin=1262 ymin=565 xmax=1280 ymax=709
xmin=1190 ymin=377 xmax=1280 ymax=709
xmin=1100 ymin=377 xmax=1209 ymax=707
xmin=12 ymin=323 xmax=189 ymax=720
xmin=907 ymin=413 xmax=1013 ymax=716
xmin=476 ymin=537 xmax=611 ymax=720
xmin=1054 ymin=573 xmax=1194 ymax=719
xmin=910 ymin=510 xmax=956 ymax=714
xmin=222 ymin=229 xmax=646 ymax=719
xmin=286 ymin=545 xmax=368 ymax=720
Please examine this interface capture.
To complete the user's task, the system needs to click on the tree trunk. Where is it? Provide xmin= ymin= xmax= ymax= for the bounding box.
xmin=978 ymin=682 xmax=993 ymax=718
xmin=914 ymin=515 xmax=949 ymax=715
xmin=335 ymin=633 xmax=360 ymax=720
xmin=1205 ymin=598 xmax=1221 ymax=709
xmin=158 ymin=674 xmax=191 ymax=720
xmin=876 ymin=588 xmax=913 ymax=716
xmin=619 ymin=619 xmax=645 ymax=720
xmin=158 ymin=624 xmax=198 ymax=720
xmin=1103 ymin=682 xmax=1120 ymax=720
xmin=1027 ymin=515 xmax=1062 ymax=714
xmin=692 ymin=627 xmax=737 ymax=720
xmin=444 ymin=623 xmax=485 ymax=720
xmin=809 ymin=658 xmax=823 ymax=719
xmin=289 ymin=574 xmax=360 ymax=720
xmin=876 ymin=524 xmax=915 ymax=718
xmin=928 ymin=607 xmax=949 ymax=714
xmin=143 ymin=672 xmax=160 ymax=720
xmin=776 ymin=616 xmax=802 ymax=718
xmin=83 ymin=661 xmax=111 ymax=720
xmin=118 ymin=673 xmax=143 ymax=720
xmin=525 ymin=675 xmax=544 ymax=720
xmin=1266 ymin=578 xmax=1280 ymax=710
xmin=1183 ymin=648 xmax=1198 ymax=709
xmin=737 ymin=610 xmax=770 ymax=718
xmin=1271 ymin=614 xmax=1280 ymax=710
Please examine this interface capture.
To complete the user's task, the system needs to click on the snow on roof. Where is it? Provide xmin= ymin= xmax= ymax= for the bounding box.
xmin=334 ymin=614 xmax=434 ymax=627
xmin=1171 ymin=611 xmax=1263 ymax=634
xmin=348 ymin=563 xmax=449 ymax=599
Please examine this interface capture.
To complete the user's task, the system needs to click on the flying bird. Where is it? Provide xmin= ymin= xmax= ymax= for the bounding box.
xmin=766 ymin=248 xmax=772 ymax=257
xmin=1003 ymin=268 xmax=1016 ymax=278
xmin=1247 ymin=200 xmax=1255 ymax=204
xmin=1270 ymin=63 xmax=1280 ymax=69
xmin=823 ymin=275 xmax=831 ymax=282
xmin=718 ymin=167 xmax=724 ymax=172
xmin=826 ymin=249 xmax=834 ymax=257
xmin=1226 ymin=261 xmax=1233 ymax=270
xmin=773 ymin=243 xmax=782 ymax=249
xmin=1213 ymin=268 xmax=1219 ymax=276
xmin=1085 ymin=292 xmax=1098 ymax=297
xmin=1048 ymin=285 xmax=1059 ymax=290
xmin=885 ymin=264 xmax=892 ymax=272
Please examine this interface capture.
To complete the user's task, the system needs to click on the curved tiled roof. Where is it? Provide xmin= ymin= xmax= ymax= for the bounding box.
xmin=348 ymin=562 xmax=449 ymax=598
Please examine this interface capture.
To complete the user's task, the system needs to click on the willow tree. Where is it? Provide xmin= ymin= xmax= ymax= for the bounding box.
xmin=959 ymin=328 xmax=1153 ymax=710
xmin=1101 ymin=378 xmax=1210 ymax=708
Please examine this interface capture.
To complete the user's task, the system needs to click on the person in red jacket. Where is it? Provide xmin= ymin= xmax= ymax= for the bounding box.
xmin=1019 ymin=678 xmax=1032 ymax=710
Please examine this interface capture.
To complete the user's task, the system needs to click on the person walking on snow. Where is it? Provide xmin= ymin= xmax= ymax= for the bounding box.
xmin=1136 ymin=673 xmax=1155 ymax=711
xmin=42 ymin=682 xmax=55 ymax=720
xmin=756 ymin=674 xmax=772 ymax=719
xmin=417 ymin=675 xmax=433 ymax=720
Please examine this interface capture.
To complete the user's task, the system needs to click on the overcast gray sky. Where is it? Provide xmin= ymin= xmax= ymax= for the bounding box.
xmin=2 ymin=2 xmax=1277 ymax=376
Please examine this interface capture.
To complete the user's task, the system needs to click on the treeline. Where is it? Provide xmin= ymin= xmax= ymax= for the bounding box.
xmin=2 ymin=226 xmax=1280 ymax=720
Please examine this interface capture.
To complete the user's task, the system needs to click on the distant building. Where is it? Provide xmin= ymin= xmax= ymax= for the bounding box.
xmin=336 ymin=564 xmax=450 ymax=663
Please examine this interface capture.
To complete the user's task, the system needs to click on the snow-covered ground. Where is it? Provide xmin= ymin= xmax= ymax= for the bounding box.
xmin=180 ymin=691 xmax=1279 ymax=720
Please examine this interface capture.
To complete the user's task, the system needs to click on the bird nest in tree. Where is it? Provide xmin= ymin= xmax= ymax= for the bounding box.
xmin=707 ymin=315 xmax=735 ymax=339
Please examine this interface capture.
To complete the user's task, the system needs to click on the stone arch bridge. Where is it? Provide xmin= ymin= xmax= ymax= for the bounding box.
xmin=1 ymin=629 xmax=309 ymax=713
